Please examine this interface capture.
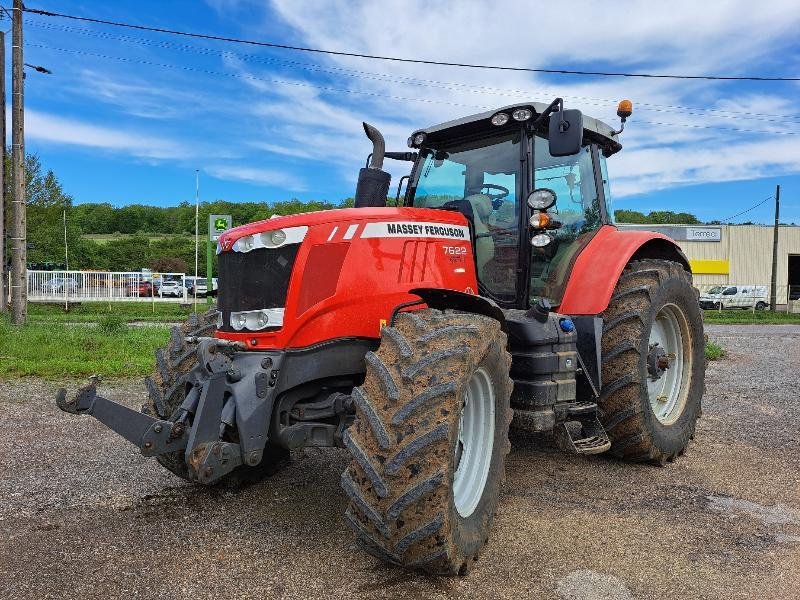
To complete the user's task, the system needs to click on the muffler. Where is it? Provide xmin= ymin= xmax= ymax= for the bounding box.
xmin=354 ymin=121 xmax=391 ymax=208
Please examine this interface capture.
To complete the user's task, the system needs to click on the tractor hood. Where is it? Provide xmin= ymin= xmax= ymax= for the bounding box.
xmin=217 ymin=207 xmax=470 ymax=252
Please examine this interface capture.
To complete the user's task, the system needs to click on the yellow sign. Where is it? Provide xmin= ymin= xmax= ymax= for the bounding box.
xmin=689 ymin=259 xmax=729 ymax=275
xmin=379 ymin=319 xmax=387 ymax=329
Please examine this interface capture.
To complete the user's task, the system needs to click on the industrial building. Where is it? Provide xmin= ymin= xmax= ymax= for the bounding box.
xmin=617 ymin=224 xmax=800 ymax=303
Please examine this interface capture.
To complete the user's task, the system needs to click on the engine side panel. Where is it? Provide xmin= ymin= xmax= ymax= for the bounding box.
xmin=558 ymin=225 xmax=688 ymax=315
xmin=216 ymin=207 xmax=479 ymax=350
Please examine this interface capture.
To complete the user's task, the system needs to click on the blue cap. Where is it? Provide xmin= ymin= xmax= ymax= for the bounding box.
xmin=559 ymin=318 xmax=575 ymax=333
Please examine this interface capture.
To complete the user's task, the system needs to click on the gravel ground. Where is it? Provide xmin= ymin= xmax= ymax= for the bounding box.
xmin=1 ymin=324 xmax=798 ymax=599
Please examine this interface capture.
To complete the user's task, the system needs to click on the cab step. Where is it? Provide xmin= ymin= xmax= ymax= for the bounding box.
xmin=556 ymin=403 xmax=611 ymax=455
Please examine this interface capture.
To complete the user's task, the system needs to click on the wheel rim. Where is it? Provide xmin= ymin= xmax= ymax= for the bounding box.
xmin=453 ymin=367 xmax=495 ymax=518
xmin=647 ymin=304 xmax=692 ymax=425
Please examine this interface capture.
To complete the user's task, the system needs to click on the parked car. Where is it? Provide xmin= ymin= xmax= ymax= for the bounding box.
xmin=186 ymin=277 xmax=208 ymax=297
xmin=40 ymin=277 xmax=78 ymax=294
xmin=158 ymin=280 xmax=185 ymax=298
xmin=699 ymin=285 xmax=768 ymax=310
xmin=125 ymin=280 xmax=156 ymax=297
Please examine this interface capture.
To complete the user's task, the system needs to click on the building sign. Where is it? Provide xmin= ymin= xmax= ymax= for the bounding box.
xmin=685 ymin=227 xmax=722 ymax=242
xmin=617 ymin=224 xmax=722 ymax=242
xmin=209 ymin=214 xmax=232 ymax=241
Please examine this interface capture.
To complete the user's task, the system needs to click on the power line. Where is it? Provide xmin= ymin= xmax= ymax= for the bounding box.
xmin=23 ymin=5 xmax=800 ymax=82
xmin=26 ymin=20 xmax=800 ymax=126
xmin=26 ymin=43 xmax=489 ymax=110
xmin=720 ymin=196 xmax=773 ymax=222
xmin=30 ymin=43 xmax=800 ymax=139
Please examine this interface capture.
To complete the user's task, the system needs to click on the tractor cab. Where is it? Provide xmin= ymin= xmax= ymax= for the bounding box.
xmin=401 ymin=101 xmax=622 ymax=309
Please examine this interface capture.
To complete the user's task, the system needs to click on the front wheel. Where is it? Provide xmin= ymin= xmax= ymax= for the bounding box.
xmin=342 ymin=309 xmax=512 ymax=575
xmin=598 ymin=260 xmax=705 ymax=464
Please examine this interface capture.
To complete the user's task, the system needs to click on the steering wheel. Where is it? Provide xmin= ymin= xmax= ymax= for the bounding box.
xmin=480 ymin=183 xmax=510 ymax=209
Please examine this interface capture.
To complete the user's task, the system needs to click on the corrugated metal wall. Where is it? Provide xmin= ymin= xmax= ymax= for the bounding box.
xmin=617 ymin=224 xmax=800 ymax=299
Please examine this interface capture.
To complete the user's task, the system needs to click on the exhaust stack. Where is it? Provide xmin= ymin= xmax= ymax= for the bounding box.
xmin=354 ymin=122 xmax=391 ymax=208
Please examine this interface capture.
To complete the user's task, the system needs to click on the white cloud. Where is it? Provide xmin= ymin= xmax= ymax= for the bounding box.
xmin=26 ymin=109 xmax=188 ymax=160
xmin=205 ymin=164 xmax=307 ymax=191
xmin=262 ymin=0 xmax=800 ymax=202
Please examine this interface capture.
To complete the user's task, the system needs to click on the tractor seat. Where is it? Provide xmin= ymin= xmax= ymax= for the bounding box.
xmin=463 ymin=194 xmax=495 ymax=280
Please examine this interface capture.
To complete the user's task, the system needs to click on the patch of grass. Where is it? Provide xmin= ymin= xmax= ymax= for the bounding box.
xmin=703 ymin=309 xmax=800 ymax=325
xmin=705 ymin=340 xmax=726 ymax=361
xmin=27 ymin=301 xmax=206 ymax=323
xmin=82 ymin=233 xmax=186 ymax=245
xmin=0 ymin=318 xmax=170 ymax=377
xmin=98 ymin=314 xmax=128 ymax=334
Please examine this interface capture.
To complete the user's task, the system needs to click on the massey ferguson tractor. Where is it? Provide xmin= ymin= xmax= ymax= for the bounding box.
xmin=57 ymin=98 xmax=705 ymax=575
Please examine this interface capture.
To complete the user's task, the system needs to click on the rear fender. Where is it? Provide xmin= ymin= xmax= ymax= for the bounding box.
xmin=559 ymin=225 xmax=690 ymax=315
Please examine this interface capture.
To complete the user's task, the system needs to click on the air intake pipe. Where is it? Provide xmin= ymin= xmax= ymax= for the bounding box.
xmin=354 ymin=122 xmax=391 ymax=208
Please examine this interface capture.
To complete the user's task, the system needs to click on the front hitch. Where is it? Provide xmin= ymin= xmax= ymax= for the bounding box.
xmin=54 ymin=338 xmax=277 ymax=485
xmin=56 ymin=376 xmax=188 ymax=458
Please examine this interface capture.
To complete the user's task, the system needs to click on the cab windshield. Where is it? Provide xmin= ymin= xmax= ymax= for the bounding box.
xmin=409 ymin=129 xmax=610 ymax=307
xmin=412 ymin=131 xmax=521 ymax=302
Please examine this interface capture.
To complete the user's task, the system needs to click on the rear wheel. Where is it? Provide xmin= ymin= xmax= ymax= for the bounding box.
xmin=598 ymin=260 xmax=705 ymax=464
xmin=756 ymin=301 xmax=767 ymax=311
xmin=342 ymin=309 xmax=512 ymax=575
xmin=143 ymin=309 xmax=290 ymax=482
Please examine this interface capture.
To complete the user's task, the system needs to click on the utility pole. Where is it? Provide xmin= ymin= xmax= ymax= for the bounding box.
xmin=194 ymin=169 xmax=199 ymax=311
xmin=769 ymin=184 xmax=780 ymax=311
xmin=10 ymin=0 xmax=24 ymax=325
xmin=0 ymin=30 xmax=6 ymax=313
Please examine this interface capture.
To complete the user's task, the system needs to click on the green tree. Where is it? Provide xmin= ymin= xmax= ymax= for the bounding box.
xmin=615 ymin=209 xmax=700 ymax=224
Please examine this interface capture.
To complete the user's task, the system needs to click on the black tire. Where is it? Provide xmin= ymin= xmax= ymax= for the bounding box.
xmin=598 ymin=260 xmax=705 ymax=464
xmin=342 ymin=309 xmax=513 ymax=575
xmin=755 ymin=301 xmax=767 ymax=311
xmin=143 ymin=309 xmax=290 ymax=482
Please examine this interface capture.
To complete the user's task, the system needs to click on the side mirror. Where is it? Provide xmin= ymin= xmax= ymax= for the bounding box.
xmin=548 ymin=109 xmax=583 ymax=157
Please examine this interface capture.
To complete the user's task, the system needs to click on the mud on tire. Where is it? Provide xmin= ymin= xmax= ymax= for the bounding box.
xmin=342 ymin=309 xmax=513 ymax=575
xmin=143 ymin=309 xmax=289 ymax=482
xmin=599 ymin=259 xmax=705 ymax=464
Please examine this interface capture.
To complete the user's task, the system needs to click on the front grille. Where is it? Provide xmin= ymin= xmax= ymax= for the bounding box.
xmin=217 ymin=244 xmax=300 ymax=331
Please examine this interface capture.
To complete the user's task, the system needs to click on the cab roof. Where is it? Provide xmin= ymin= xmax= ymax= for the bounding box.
xmin=411 ymin=102 xmax=622 ymax=156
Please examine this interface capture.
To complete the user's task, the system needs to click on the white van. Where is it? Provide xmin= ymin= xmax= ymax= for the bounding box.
xmin=699 ymin=285 xmax=768 ymax=310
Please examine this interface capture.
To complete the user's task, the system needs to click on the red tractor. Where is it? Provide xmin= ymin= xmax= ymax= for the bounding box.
xmin=58 ymin=99 xmax=704 ymax=575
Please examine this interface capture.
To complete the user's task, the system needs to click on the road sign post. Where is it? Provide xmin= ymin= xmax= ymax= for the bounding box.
xmin=208 ymin=215 xmax=232 ymax=305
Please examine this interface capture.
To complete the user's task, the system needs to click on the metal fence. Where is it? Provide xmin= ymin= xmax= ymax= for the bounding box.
xmin=15 ymin=271 xmax=800 ymax=314
xmin=26 ymin=270 xmax=193 ymax=303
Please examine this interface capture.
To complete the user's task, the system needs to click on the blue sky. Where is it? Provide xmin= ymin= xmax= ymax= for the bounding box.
xmin=19 ymin=0 xmax=800 ymax=224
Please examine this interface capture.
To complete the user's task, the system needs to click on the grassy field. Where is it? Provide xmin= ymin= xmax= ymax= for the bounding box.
xmin=82 ymin=233 xmax=189 ymax=245
xmin=703 ymin=309 xmax=800 ymax=324
xmin=28 ymin=301 xmax=209 ymax=323
xmin=0 ymin=318 xmax=169 ymax=377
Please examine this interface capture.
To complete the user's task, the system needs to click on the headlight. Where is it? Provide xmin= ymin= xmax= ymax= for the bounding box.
xmin=260 ymin=229 xmax=287 ymax=247
xmin=413 ymin=132 xmax=426 ymax=145
xmin=512 ymin=108 xmax=532 ymax=121
xmin=229 ymin=308 xmax=285 ymax=331
xmin=231 ymin=226 xmax=308 ymax=253
xmin=527 ymin=188 xmax=557 ymax=210
xmin=531 ymin=233 xmax=553 ymax=247
xmin=491 ymin=112 xmax=509 ymax=126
